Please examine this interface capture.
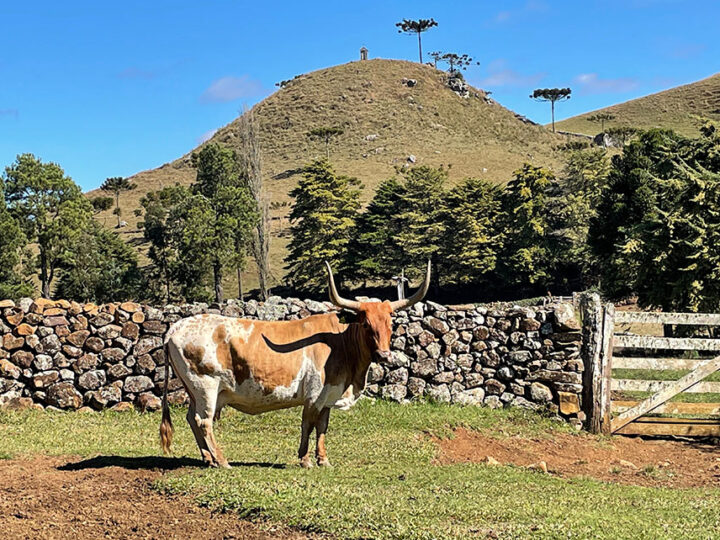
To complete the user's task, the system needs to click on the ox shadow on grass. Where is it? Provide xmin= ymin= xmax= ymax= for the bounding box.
xmin=58 ymin=455 xmax=286 ymax=471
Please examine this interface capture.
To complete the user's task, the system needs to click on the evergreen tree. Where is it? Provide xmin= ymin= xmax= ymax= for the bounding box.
xmin=590 ymin=129 xmax=682 ymax=298
xmin=395 ymin=18 xmax=438 ymax=63
xmin=440 ymin=178 xmax=504 ymax=285
xmin=3 ymin=154 xmax=92 ymax=298
xmin=186 ymin=143 xmax=258 ymax=302
xmin=498 ymin=164 xmax=556 ymax=290
xmin=100 ymin=176 xmax=136 ymax=227
xmin=56 ymin=221 xmax=141 ymax=303
xmin=591 ymin=127 xmax=720 ymax=311
xmin=530 ymin=88 xmax=571 ymax=133
xmin=286 ymin=160 xmax=361 ymax=293
xmin=549 ymin=147 xmax=610 ymax=289
xmin=347 ymin=177 xmax=406 ymax=283
xmin=0 ymin=178 xmax=33 ymax=299
xmin=139 ymin=185 xmax=189 ymax=302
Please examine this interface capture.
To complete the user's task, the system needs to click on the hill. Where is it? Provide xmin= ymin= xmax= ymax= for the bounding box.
xmin=88 ymin=59 xmax=567 ymax=292
xmin=554 ymin=73 xmax=720 ymax=137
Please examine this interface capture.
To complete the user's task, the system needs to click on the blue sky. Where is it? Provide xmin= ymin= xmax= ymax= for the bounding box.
xmin=2 ymin=0 xmax=718 ymax=191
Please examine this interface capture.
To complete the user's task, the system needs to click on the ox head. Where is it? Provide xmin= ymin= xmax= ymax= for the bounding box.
xmin=324 ymin=261 xmax=431 ymax=362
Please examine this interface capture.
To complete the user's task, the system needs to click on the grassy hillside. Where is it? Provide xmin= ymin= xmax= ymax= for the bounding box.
xmin=554 ymin=73 xmax=720 ymax=137
xmin=88 ymin=59 xmax=568 ymax=293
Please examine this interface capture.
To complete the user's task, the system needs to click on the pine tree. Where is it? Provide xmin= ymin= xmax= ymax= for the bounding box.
xmin=100 ymin=176 xmax=136 ymax=227
xmin=187 ymin=143 xmax=259 ymax=302
xmin=139 ymin=185 xmax=189 ymax=302
xmin=347 ymin=177 xmax=405 ymax=283
xmin=498 ymin=163 xmax=556 ymax=290
xmin=56 ymin=221 xmax=141 ymax=303
xmin=3 ymin=154 xmax=92 ymax=298
xmin=392 ymin=166 xmax=447 ymax=283
xmin=0 ymin=178 xmax=33 ymax=299
xmin=549 ymin=147 xmax=610 ymax=289
xmin=440 ymin=178 xmax=504 ymax=285
xmin=286 ymin=160 xmax=361 ymax=293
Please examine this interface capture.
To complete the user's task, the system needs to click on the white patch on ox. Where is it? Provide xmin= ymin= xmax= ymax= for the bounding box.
xmin=333 ymin=385 xmax=361 ymax=410
xmin=231 ymin=320 xmax=254 ymax=344
xmin=228 ymin=351 xmax=321 ymax=414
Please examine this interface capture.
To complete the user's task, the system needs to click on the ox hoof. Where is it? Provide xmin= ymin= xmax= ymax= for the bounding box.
xmin=299 ymin=457 xmax=314 ymax=469
xmin=317 ymin=458 xmax=332 ymax=468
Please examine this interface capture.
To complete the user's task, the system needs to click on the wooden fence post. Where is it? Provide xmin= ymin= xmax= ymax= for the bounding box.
xmin=599 ymin=303 xmax=615 ymax=434
xmin=579 ymin=292 xmax=611 ymax=433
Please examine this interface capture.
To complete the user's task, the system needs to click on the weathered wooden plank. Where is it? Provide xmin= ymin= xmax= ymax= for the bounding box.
xmin=612 ymin=356 xmax=712 ymax=370
xmin=610 ymin=355 xmax=720 ymax=433
xmin=599 ymin=303 xmax=615 ymax=434
xmin=612 ymin=400 xmax=720 ymax=415
xmin=615 ymin=417 xmax=720 ymax=437
xmin=580 ymin=293 xmax=604 ymax=434
xmin=612 ymin=378 xmax=720 ymax=394
xmin=614 ymin=334 xmax=720 ymax=351
xmin=614 ymin=311 xmax=720 ymax=325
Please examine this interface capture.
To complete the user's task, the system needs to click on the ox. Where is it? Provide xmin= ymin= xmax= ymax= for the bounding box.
xmin=160 ymin=261 xmax=431 ymax=468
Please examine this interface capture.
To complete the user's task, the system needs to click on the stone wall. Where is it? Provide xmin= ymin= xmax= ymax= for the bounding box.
xmin=0 ymin=297 xmax=584 ymax=426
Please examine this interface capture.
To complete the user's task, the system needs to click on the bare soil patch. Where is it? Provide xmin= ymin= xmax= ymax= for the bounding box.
xmin=436 ymin=429 xmax=720 ymax=488
xmin=0 ymin=455 xmax=310 ymax=539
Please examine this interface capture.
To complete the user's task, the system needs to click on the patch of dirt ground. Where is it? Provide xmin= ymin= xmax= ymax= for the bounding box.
xmin=0 ymin=455 xmax=311 ymax=539
xmin=436 ymin=429 xmax=720 ymax=488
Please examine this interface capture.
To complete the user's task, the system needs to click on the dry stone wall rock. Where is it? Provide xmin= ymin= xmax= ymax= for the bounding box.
xmin=0 ymin=297 xmax=584 ymax=425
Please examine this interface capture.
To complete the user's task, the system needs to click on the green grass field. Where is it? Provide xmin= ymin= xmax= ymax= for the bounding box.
xmin=1 ymin=401 xmax=720 ymax=539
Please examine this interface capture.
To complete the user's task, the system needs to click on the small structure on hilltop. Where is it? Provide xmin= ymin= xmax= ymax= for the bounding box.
xmin=360 ymin=46 xmax=368 ymax=61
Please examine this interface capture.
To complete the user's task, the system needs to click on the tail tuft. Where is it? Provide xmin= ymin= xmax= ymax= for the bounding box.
xmin=159 ymin=341 xmax=174 ymax=454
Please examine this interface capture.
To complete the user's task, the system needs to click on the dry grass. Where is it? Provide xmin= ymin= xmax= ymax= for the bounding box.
xmin=555 ymin=73 xmax=720 ymax=137
xmin=87 ymin=59 xmax=570 ymax=292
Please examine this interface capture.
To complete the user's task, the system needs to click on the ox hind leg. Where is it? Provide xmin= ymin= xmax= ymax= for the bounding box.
xmin=191 ymin=384 xmax=230 ymax=469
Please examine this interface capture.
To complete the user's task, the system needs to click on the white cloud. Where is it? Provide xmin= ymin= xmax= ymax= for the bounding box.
xmin=574 ymin=73 xmax=639 ymax=94
xmin=197 ymin=128 xmax=218 ymax=144
xmin=200 ymin=76 xmax=264 ymax=103
xmin=475 ymin=60 xmax=545 ymax=88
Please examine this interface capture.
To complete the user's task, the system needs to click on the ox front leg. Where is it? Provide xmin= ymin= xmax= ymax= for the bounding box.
xmin=315 ymin=407 xmax=331 ymax=467
xmin=298 ymin=405 xmax=315 ymax=469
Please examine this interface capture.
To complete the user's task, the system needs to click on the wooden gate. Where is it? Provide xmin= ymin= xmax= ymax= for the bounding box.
xmin=610 ymin=311 xmax=720 ymax=436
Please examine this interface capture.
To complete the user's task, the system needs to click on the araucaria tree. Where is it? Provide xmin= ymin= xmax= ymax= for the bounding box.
xmin=3 ymin=154 xmax=92 ymax=298
xmin=530 ymin=88 xmax=572 ymax=133
xmin=436 ymin=53 xmax=477 ymax=76
xmin=181 ymin=143 xmax=259 ymax=303
xmin=395 ymin=18 xmax=438 ymax=63
xmin=586 ymin=113 xmax=615 ymax=133
xmin=286 ymin=160 xmax=361 ymax=293
xmin=307 ymin=127 xmax=344 ymax=160
xmin=100 ymin=176 xmax=136 ymax=227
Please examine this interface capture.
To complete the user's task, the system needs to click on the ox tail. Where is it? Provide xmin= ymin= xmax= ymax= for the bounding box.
xmin=159 ymin=340 xmax=174 ymax=455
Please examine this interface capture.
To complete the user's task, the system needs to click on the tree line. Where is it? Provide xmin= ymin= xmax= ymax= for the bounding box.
xmin=2 ymin=122 xmax=719 ymax=312
xmin=284 ymin=122 xmax=720 ymax=313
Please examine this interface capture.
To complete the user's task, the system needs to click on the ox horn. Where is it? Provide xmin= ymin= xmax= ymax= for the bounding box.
xmin=325 ymin=262 xmax=361 ymax=311
xmin=390 ymin=260 xmax=431 ymax=311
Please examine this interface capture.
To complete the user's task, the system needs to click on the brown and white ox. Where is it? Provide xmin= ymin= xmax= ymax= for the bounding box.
xmin=160 ymin=261 xmax=430 ymax=468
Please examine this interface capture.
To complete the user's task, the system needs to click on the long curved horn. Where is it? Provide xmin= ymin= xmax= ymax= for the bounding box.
xmin=390 ymin=260 xmax=431 ymax=311
xmin=325 ymin=261 xmax=361 ymax=311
